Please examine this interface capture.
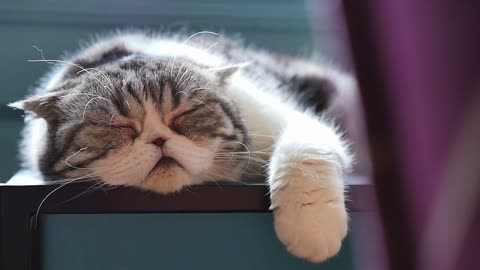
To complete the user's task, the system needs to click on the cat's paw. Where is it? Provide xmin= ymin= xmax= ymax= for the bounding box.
xmin=272 ymin=181 xmax=348 ymax=263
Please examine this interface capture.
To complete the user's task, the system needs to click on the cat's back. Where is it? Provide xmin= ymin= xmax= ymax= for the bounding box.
xmin=41 ymin=32 xmax=266 ymax=90
xmin=66 ymin=32 xmax=248 ymax=73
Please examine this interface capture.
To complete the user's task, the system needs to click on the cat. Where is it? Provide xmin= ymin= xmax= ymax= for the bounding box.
xmin=10 ymin=31 xmax=355 ymax=263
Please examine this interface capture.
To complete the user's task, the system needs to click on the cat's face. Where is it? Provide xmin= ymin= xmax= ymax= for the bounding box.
xmin=12 ymin=57 xmax=249 ymax=193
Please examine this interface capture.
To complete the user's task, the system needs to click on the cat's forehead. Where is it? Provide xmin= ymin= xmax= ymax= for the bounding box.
xmin=62 ymin=60 xmax=189 ymax=99
xmin=117 ymin=56 xmax=202 ymax=74
xmin=88 ymin=57 xmax=211 ymax=90
xmin=63 ymin=62 xmax=215 ymax=121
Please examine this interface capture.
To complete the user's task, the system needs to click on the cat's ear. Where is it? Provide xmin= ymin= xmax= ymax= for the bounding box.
xmin=207 ymin=62 xmax=251 ymax=82
xmin=9 ymin=92 xmax=61 ymax=121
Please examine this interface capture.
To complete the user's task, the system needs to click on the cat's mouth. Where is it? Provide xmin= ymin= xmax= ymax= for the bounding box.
xmin=143 ymin=152 xmax=188 ymax=182
xmin=152 ymin=157 xmax=181 ymax=170
xmin=143 ymin=156 xmax=186 ymax=181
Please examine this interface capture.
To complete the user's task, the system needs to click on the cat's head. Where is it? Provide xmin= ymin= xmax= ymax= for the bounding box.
xmin=11 ymin=56 xmax=249 ymax=193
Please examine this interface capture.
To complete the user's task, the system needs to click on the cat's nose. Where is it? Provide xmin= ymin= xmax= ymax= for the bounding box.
xmin=151 ymin=137 xmax=167 ymax=148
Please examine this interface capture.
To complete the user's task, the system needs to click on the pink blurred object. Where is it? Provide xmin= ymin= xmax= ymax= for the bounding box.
xmin=341 ymin=0 xmax=480 ymax=269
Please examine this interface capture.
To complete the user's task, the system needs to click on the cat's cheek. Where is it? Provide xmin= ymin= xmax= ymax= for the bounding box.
xmin=163 ymin=138 xmax=218 ymax=176
xmin=89 ymin=144 xmax=161 ymax=186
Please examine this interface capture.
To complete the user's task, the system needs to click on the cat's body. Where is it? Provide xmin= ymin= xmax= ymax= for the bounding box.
xmin=11 ymin=31 xmax=355 ymax=262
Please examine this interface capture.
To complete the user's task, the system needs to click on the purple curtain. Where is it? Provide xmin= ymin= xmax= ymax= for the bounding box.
xmin=343 ymin=1 xmax=480 ymax=269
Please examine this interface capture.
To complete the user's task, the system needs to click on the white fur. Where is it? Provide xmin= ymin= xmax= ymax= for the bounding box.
xmin=224 ymin=73 xmax=351 ymax=261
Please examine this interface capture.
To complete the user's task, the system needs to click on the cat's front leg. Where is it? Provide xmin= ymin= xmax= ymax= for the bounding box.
xmin=268 ymin=118 xmax=351 ymax=263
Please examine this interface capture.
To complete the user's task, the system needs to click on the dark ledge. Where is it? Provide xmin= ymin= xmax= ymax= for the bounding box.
xmin=0 ymin=176 xmax=374 ymax=214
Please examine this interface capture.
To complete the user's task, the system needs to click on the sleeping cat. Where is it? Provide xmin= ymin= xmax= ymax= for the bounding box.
xmin=10 ymin=31 xmax=355 ymax=263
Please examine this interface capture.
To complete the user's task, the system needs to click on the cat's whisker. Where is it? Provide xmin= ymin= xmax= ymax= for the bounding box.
xmin=30 ymin=46 xmax=120 ymax=104
xmin=213 ymin=162 xmax=267 ymax=178
xmin=206 ymin=171 xmax=251 ymax=186
xmin=176 ymin=65 xmax=193 ymax=89
xmin=240 ymin=171 xmax=267 ymax=177
xmin=174 ymin=91 xmax=188 ymax=98
xmin=60 ymin=177 xmax=105 ymax=203
xmin=60 ymin=160 xmax=123 ymax=173
xmin=178 ymin=75 xmax=194 ymax=91
xmin=219 ymin=148 xmax=273 ymax=154
xmin=191 ymin=99 xmax=214 ymax=112
xmin=166 ymin=31 xmax=221 ymax=79
xmin=182 ymin=31 xmax=221 ymax=45
xmin=95 ymin=164 xmax=148 ymax=180
xmin=167 ymin=57 xmax=177 ymax=78
xmin=30 ymin=51 xmax=117 ymax=126
xmin=210 ymin=162 xmax=262 ymax=181
xmin=63 ymin=152 xmax=140 ymax=175
xmin=173 ymin=90 xmax=216 ymax=113
xmin=103 ymin=184 xmax=121 ymax=191
xmin=249 ymin=133 xmax=276 ymax=138
xmin=214 ymin=158 xmax=267 ymax=166
xmin=215 ymin=155 xmax=267 ymax=163
xmin=32 ymin=46 xmax=46 ymax=60
xmin=204 ymin=42 xmax=218 ymax=52
xmin=108 ymin=113 xmax=116 ymax=133
xmin=88 ymin=178 xmax=112 ymax=192
xmin=59 ymin=92 xmax=111 ymax=102
xmin=29 ymin=59 xmax=112 ymax=93
xmin=175 ymin=64 xmax=197 ymax=93
xmin=76 ymin=67 xmax=117 ymax=94
xmin=213 ymin=180 xmax=223 ymax=191
xmin=41 ymin=177 xmax=96 ymax=184
xmin=34 ymin=173 xmax=93 ymax=228
xmin=226 ymin=141 xmax=251 ymax=168
xmin=64 ymin=147 xmax=90 ymax=170
xmin=79 ymin=96 xmax=109 ymax=123
xmin=183 ymin=186 xmax=193 ymax=193
xmin=174 ymin=62 xmax=187 ymax=84
xmin=215 ymin=150 xmax=269 ymax=176
xmin=216 ymin=150 xmax=269 ymax=155
xmin=221 ymin=144 xmax=275 ymax=154
xmin=98 ymin=182 xmax=114 ymax=193
xmin=261 ymin=162 xmax=271 ymax=169
xmin=213 ymin=152 xmax=267 ymax=162
xmin=190 ymin=87 xmax=215 ymax=92
xmin=63 ymin=95 xmax=116 ymax=124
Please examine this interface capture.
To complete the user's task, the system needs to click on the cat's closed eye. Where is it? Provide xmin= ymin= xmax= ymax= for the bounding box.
xmin=109 ymin=124 xmax=139 ymax=139
xmin=168 ymin=106 xmax=215 ymax=138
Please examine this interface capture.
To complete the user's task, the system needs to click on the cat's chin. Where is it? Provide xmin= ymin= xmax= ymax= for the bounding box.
xmin=139 ymin=165 xmax=192 ymax=194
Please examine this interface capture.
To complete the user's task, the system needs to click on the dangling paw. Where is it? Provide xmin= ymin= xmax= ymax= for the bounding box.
xmin=272 ymin=180 xmax=348 ymax=263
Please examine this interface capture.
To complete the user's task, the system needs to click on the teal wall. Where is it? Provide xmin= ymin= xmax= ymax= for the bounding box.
xmin=0 ymin=0 xmax=313 ymax=181
xmin=41 ymin=212 xmax=356 ymax=270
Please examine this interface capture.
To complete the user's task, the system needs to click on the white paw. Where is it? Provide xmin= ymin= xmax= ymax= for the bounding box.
xmin=272 ymin=183 xmax=348 ymax=263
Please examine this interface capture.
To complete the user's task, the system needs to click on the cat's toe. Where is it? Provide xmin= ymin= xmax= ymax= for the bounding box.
xmin=273 ymin=195 xmax=348 ymax=263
